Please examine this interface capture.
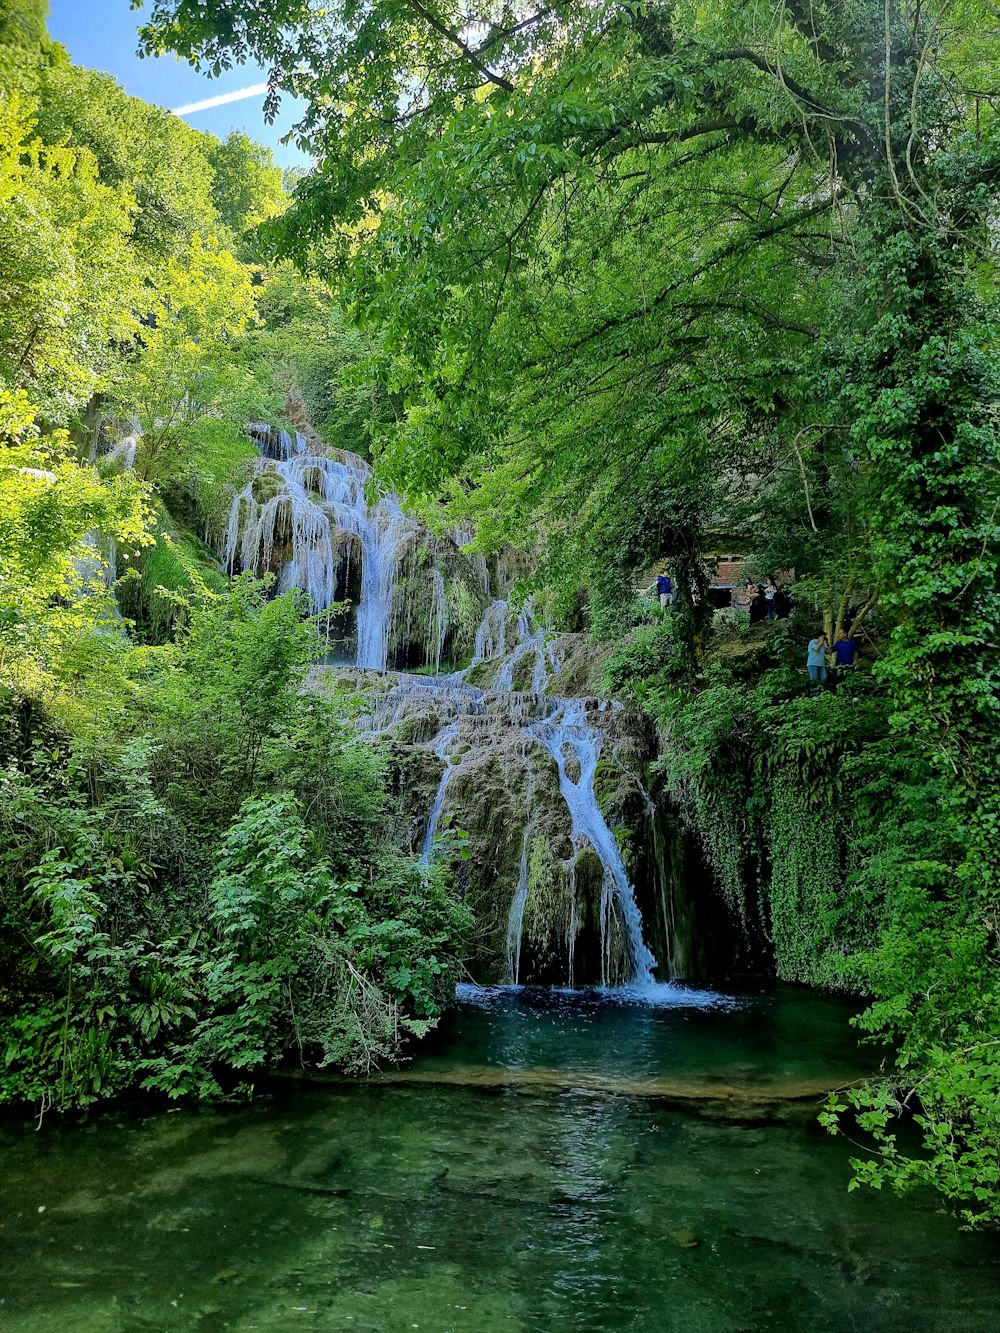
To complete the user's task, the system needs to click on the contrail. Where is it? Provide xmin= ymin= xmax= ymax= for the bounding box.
xmin=171 ymin=83 xmax=269 ymax=116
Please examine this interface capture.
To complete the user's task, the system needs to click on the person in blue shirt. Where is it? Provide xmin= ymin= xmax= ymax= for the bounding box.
xmin=832 ymin=632 xmax=859 ymax=668
xmin=831 ymin=631 xmax=859 ymax=690
xmin=806 ymin=631 xmax=829 ymax=688
xmin=655 ymin=571 xmax=672 ymax=611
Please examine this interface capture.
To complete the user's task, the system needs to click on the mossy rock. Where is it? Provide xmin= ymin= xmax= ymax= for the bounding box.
xmin=116 ymin=503 xmax=227 ymax=643
xmin=463 ymin=660 xmax=498 ymax=689
xmin=387 ymin=538 xmax=490 ymax=670
xmin=250 ymin=470 xmax=285 ymax=504
xmin=552 ymin=634 xmax=612 ymax=697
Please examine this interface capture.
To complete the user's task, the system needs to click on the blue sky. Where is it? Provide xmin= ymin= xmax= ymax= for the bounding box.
xmin=47 ymin=0 xmax=310 ymax=169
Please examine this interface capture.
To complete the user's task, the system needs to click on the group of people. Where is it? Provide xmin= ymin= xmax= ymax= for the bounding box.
xmin=744 ymin=579 xmax=792 ymax=623
xmin=644 ymin=570 xmax=792 ymax=618
xmin=806 ymin=630 xmax=860 ymax=690
xmin=641 ymin=567 xmax=863 ymax=691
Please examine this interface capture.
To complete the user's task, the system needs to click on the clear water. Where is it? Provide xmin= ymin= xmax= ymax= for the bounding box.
xmin=0 ymin=985 xmax=996 ymax=1331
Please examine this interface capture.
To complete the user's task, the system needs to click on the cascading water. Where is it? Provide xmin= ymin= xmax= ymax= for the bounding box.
xmin=476 ymin=600 xmax=559 ymax=694
xmin=506 ymin=821 xmax=534 ymax=985
xmin=528 ymin=699 xmax=657 ymax=988
xmin=224 ymin=427 xmax=417 ymax=670
xmin=341 ymin=603 xmax=662 ymax=990
xmin=75 ymin=421 xmax=139 ymax=596
xmin=240 ymin=420 xmax=664 ymax=988
xmin=427 ymin=567 xmax=448 ymax=676
xmin=420 ymin=722 xmax=460 ymax=862
xmin=472 ymin=599 xmax=509 ymax=664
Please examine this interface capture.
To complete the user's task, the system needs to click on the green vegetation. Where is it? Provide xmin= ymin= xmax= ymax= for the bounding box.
xmin=137 ymin=0 xmax=1000 ymax=1224
xmin=0 ymin=15 xmax=468 ymax=1109
xmin=1 ymin=580 xmax=470 ymax=1109
xmin=1 ymin=0 xmax=998 ymax=1233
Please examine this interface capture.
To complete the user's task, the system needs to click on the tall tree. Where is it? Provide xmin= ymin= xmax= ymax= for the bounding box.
xmin=139 ymin=0 xmax=1000 ymax=1219
xmin=0 ymin=0 xmax=48 ymax=48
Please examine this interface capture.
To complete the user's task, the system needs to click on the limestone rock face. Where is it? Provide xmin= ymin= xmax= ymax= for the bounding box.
xmin=317 ymin=663 xmax=676 ymax=987
xmin=234 ymin=420 xmax=724 ymax=984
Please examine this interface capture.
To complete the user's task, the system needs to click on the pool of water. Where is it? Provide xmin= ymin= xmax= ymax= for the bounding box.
xmin=0 ymin=984 xmax=995 ymax=1331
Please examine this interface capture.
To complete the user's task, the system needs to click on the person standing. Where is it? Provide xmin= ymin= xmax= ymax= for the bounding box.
xmin=764 ymin=579 xmax=778 ymax=620
xmin=831 ymin=630 xmax=859 ymax=687
xmin=806 ymin=631 xmax=830 ymax=689
xmin=655 ymin=570 xmax=672 ymax=611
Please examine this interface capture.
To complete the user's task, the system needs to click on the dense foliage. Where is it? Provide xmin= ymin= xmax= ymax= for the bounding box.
xmin=0 ymin=581 xmax=470 ymax=1110
xmin=2 ymin=0 xmax=998 ymax=1229
xmin=138 ymin=0 xmax=1000 ymax=1223
xmin=0 ymin=14 xmax=468 ymax=1110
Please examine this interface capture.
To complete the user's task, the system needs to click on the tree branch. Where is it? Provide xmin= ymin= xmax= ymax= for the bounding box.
xmin=401 ymin=0 xmax=516 ymax=92
xmin=712 ymin=47 xmax=881 ymax=158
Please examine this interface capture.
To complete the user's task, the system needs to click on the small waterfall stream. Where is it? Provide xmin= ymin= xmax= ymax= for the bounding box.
xmin=420 ymin=722 xmax=460 ymax=863
xmin=506 ymin=821 xmax=534 ymax=984
xmin=529 ymin=699 xmax=658 ymax=988
xmin=233 ymin=422 xmax=663 ymax=988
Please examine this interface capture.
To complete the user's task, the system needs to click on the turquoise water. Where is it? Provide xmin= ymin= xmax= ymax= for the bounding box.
xmin=0 ymin=984 xmax=996 ymax=1331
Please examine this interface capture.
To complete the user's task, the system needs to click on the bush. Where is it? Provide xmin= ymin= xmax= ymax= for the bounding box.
xmin=0 ymin=580 xmax=472 ymax=1113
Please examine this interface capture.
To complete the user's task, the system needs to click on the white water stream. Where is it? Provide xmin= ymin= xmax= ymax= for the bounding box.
xmin=225 ymin=428 xmax=416 ymax=670
xmin=231 ymin=423 xmax=661 ymax=986
xmin=528 ymin=698 xmax=657 ymax=988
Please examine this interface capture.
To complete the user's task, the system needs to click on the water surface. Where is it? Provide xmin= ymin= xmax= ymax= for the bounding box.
xmin=0 ymin=984 xmax=995 ymax=1331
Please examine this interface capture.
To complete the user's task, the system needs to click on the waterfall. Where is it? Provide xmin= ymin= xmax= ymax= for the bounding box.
xmin=472 ymin=599 xmax=509 ymax=664
xmin=107 ymin=432 xmax=139 ymax=471
xmin=420 ymin=722 xmax=460 ymax=862
xmin=362 ymin=674 xmax=489 ymax=737
xmin=483 ymin=601 xmax=560 ymax=693
xmin=528 ymin=698 xmax=657 ymax=989
xmin=75 ymin=422 xmax=137 ymax=595
xmin=356 ymin=699 xmax=658 ymax=987
xmin=223 ymin=432 xmax=417 ymax=670
xmin=272 ymin=449 xmax=664 ymax=988
xmin=427 ymin=567 xmax=448 ymax=676
xmin=477 ymin=596 xmax=656 ymax=986
xmin=506 ymin=822 xmax=534 ymax=984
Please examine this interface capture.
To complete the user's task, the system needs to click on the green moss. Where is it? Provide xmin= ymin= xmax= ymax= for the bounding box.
xmin=553 ymin=634 xmax=610 ymax=697
xmin=445 ymin=576 xmax=483 ymax=661
xmin=185 ymin=418 xmax=259 ymax=532
xmin=250 ymin=469 xmax=286 ymax=504
xmin=388 ymin=539 xmax=489 ymax=670
xmin=463 ymin=660 xmax=496 ymax=689
xmin=118 ymin=500 xmax=227 ymax=642
xmin=522 ymin=833 xmax=573 ymax=970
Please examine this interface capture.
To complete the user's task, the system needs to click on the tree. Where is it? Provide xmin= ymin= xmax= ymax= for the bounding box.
xmin=111 ymin=232 xmax=259 ymax=486
xmin=0 ymin=91 xmax=143 ymax=421
xmin=0 ymin=387 xmax=152 ymax=706
xmin=140 ymin=0 xmax=1000 ymax=1220
xmin=0 ymin=0 xmax=48 ymax=48
xmin=206 ymin=130 xmax=286 ymax=249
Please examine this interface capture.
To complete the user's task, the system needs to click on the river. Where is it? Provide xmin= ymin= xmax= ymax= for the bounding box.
xmin=1 ymin=983 xmax=995 ymax=1330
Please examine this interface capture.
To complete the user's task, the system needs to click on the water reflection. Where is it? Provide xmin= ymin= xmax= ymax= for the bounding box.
xmin=0 ymin=985 xmax=995 ymax=1331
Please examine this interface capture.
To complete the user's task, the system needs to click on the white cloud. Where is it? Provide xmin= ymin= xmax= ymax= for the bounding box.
xmin=171 ymin=83 xmax=270 ymax=116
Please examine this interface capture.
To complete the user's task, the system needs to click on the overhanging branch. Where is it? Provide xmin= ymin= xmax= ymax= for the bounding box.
xmin=402 ymin=0 xmax=516 ymax=92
